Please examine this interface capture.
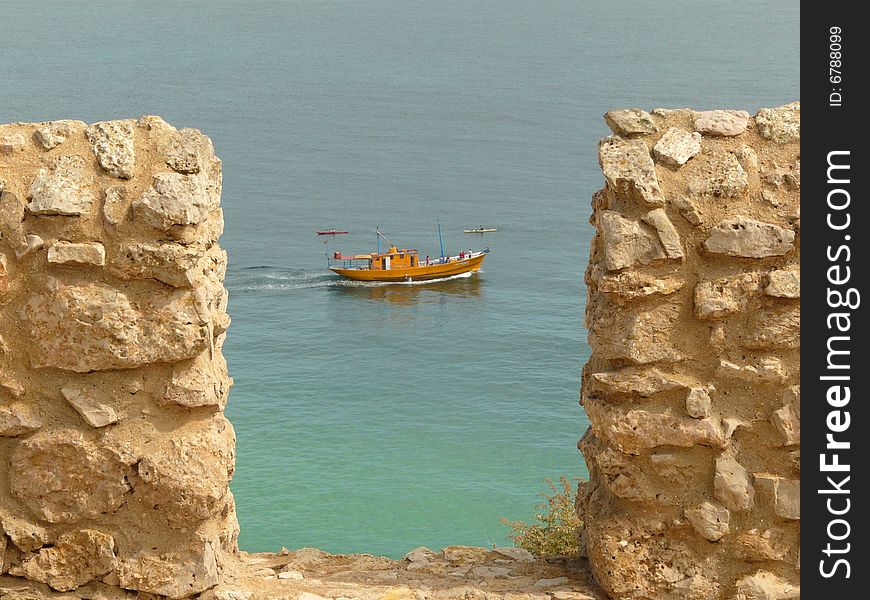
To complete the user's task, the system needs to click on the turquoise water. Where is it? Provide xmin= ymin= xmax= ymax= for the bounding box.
xmin=4 ymin=0 xmax=798 ymax=557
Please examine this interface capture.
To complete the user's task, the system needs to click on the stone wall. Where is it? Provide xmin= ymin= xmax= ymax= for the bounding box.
xmin=0 ymin=118 xmax=237 ymax=598
xmin=577 ymin=105 xmax=800 ymax=600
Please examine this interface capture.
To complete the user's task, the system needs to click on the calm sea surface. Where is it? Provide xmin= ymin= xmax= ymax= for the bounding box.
xmin=3 ymin=0 xmax=798 ymax=557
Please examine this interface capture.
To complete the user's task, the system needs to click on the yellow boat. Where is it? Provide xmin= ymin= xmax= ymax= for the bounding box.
xmin=330 ymin=245 xmax=488 ymax=282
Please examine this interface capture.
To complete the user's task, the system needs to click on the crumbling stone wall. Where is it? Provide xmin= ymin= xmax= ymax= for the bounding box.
xmin=0 ymin=118 xmax=237 ymax=598
xmin=578 ymin=104 xmax=800 ymax=600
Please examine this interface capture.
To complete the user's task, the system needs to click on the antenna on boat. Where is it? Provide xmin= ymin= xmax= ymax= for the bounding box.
xmin=437 ymin=218 xmax=445 ymax=260
xmin=376 ymin=225 xmax=380 ymax=255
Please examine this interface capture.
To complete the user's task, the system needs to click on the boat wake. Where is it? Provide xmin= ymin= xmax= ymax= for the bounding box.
xmin=226 ymin=266 xmax=478 ymax=293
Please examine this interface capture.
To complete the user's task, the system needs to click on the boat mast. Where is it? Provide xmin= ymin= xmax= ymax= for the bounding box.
xmin=437 ymin=219 xmax=445 ymax=260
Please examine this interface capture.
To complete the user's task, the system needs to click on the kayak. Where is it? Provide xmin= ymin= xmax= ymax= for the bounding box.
xmin=463 ymin=228 xmax=497 ymax=233
xmin=317 ymin=230 xmax=349 ymax=235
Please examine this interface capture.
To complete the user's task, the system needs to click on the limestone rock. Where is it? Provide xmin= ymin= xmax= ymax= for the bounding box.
xmin=134 ymin=417 xmax=235 ymax=523
xmin=164 ymin=128 xmax=210 ymax=174
xmin=588 ymin=304 xmax=681 ymax=364
xmin=652 ymin=127 xmax=701 ymax=166
xmin=109 ymin=242 xmax=207 ymax=287
xmin=598 ymin=137 xmax=664 ymax=206
xmin=11 ymin=529 xmax=115 ymax=592
xmin=765 ymin=269 xmax=799 ymax=298
xmin=85 ymin=120 xmax=136 ymax=179
xmin=102 ymin=185 xmax=129 ymax=225
xmin=597 ymin=211 xmax=666 ymax=271
xmin=693 ymin=110 xmax=750 ymax=136
xmin=684 ymin=502 xmax=729 ymax=541
xmin=0 ymin=253 xmax=9 ymax=296
xmin=403 ymin=546 xmax=436 ymax=566
xmin=672 ymin=197 xmax=703 ymax=226
xmin=164 ymin=352 xmax=232 ymax=409
xmin=61 ymin=387 xmax=119 ymax=428
xmin=704 ymin=217 xmax=794 ymax=258
xmin=0 ymin=402 xmax=42 ymax=437
xmin=694 ymin=273 xmax=763 ymax=319
xmin=534 ymin=577 xmax=570 ymax=588
xmin=1 ymin=133 xmax=26 ymax=153
xmin=47 ymin=241 xmax=106 ymax=267
xmin=117 ymin=538 xmax=219 ymax=598
xmin=15 ymin=234 xmax=45 ymax=259
xmin=755 ymin=475 xmax=799 ymax=520
xmin=589 ymin=367 xmax=686 ymax=398
xmin=1 ymin=514 xmax=49 ymax=552
xmin=10 ymin=430 xmax=133 ymax=523
xmin=595 ymin=269 xmax=684 ymax=303
xmin=714 ymin=451 xmax=754 ymax=511
xmin=734 ymin=571 xmax=799 ymax=600
xmin=755 ymin=103 xmax=800 ymax=143
xmin=133 ymin=172 xmax=217 ymax=231
xmin=717 ymin=357 xmax=787 ymax=383
xmin=686 ymin=152 xmax=748 ymax=197
xmin=27 ymin=155 xmax=96 ymax=216
xmin=685 ymin=387 xmax=712 ymax=418
xmin=34 ymin=121 xmax=82 ymax=150
xmin=1 ymin=190 xmax=26 ymax=234
xmin=585 ymin=398 xmax=725 ymax=454
xmin=735 ymin=529 xmax=786 ymax=561
xmin=21 ymin=280 xmax=210 ymax=372
xmin=603 ymin=109 xmax=658 ymax=136
xmin=470 ymin=566 xmax=511 ymax=578
xmin=642 ymin=208 xmax=684 ymax=259
xmin=492 ymin=547 xmax=534 ymax=561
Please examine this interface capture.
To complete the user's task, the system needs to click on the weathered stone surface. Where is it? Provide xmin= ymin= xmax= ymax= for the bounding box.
xmin=1 ymin=513 xmax=49 ymax=552
xmin=585 ymin=399 xmax=725 ymax=454
xmin=734 ymin=571 xmax=799 ymax=600
xmin=603 ymin=109 xmax=657 ymax=136
xmin=61 ymin=387 xmax=119 ymax=428
xmin=672 ymin=197 xmax=703 ymax=225
xmin=34 ymin=121 xmax=83 ymax=150
xmin=686 ymin=152 xmax=748 ymax=198
xmin=0 ymin=402 xmax=42 ymax=437
xmin=15 ymin=234 xmax=45 ymax=259
xmin=27 ymin=155 xmax=96 ymax=216
xmin=597 ymin=211 xmax=666 ymax=271
xmin=589 ymin=303 xmax=681 ymax=364
xmin=693 ymin=110 xmax=750 ymax=136
xmin=9 ymin=430 xmax=133 ymax=523
xmin=21 ymin=280 xmax=210 ymax=372
xmin=1 ymin=190 xmax=26 ymax=235
xmin=734 ymin=529 xmax=786 ymax=561
xmin=741 ymin=307 xmax=800 ymax=350
xmin=135 ymin=417 xmax=235 ymax=523
xmin=109 ymin=242 xmax=205 ymax=287
xmin=86 ymin=121 xmax=136 ymax=179
xmin=165 ymin=128 xmax=210 ymax=174
xmin=117 ymin=539 xmax=219 ymax=599
xmin=765 ymin=269 xmax=799 ymax=298
xmin=694 ymin=273 xmax=763 ymax=319
xmin=594 ymin=269 xmax=683 ymax=304
xmin=133 ymin=172 xmax=217 ymax=231
xmin=717 ymin=357 xmax=787 ymax=383
xmin=1 ymin=133 xmax=27 ymax=153
xmin=0 ymin=253 xmax=9 ymax=296
xmin=755 ymin=103 xmax=800 ymax=143
xmin=714 ymin=451 xmax=754 ymax=511
xmin=685 ymin=387 xmax=712 ymax=418
xmin=102 ymin=185 xmax=129 ymax=225
xmin=164 ymin=353 xmax=232 ymax=408
xmin=704 ymin=217 xmax=794 ymax=258
xmin=11 ymin=529 xmax=115 ymax=592
xmin=598 ymin=137 xmax=664 ymax=206
xmin=642 ymin=208 xmax=683 ymax=259
xmin=652 ymin=127 xmax=701 ymax=166
xmin=492 ymin=547 xmax=534 ymax=561
xmin=684 ymin=502 xmax=729 ymax=541
xmin=589 ymin=367 xmax=686 ymax=398
xmin=47 ymin=241 xmax=106 ymax=267
xmin=755 ymin=475 xmax=800 ymax=520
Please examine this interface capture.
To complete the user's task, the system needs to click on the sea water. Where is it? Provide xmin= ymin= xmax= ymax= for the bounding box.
xmin=3 ymin=0 xmax=799 ymax=557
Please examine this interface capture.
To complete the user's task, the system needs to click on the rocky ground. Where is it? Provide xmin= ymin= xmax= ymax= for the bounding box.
xmin=0 ymin=547 xmax=604 ymax=600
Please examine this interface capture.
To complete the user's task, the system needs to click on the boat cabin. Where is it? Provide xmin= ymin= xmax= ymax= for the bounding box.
xmin=332 ymin=245 xmax=420 ymax=270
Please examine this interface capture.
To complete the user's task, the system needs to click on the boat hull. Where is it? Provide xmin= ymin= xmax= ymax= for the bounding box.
xmin=330 ymin=253 xmax=486 ymax=282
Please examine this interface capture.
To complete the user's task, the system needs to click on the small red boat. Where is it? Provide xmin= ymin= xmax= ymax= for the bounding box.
xmin=317 ymin=229 xmax=349 ymax=235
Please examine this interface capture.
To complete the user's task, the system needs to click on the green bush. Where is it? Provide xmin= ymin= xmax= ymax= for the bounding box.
xmin=500 ymin=476 xmax=582 ymax=556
